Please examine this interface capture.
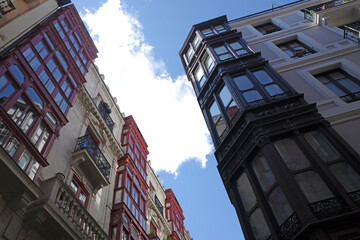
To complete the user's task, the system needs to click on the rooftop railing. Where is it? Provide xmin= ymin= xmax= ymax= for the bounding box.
xmin=0 ymin=0 xmax=15 ymax=15
xmin=74 ymin=134 xmax=111 ymax=181
xmin=303 ymin=0 xmax=356 ymax=21
xmin=344 ymin=21 xmax=360 ymax=43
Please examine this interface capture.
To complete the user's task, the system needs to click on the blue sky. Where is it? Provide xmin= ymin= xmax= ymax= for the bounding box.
xmin=70 ymin=0 xmax=295 ymax=239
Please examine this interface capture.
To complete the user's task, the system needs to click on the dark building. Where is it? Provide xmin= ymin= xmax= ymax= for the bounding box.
xmin=179 ymin=1 xmax=360 ymax=239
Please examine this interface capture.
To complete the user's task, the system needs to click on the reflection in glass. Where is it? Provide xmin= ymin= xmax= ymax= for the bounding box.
xmin=45 ymin=112 xmax=57 ymax=129
xmin=38 ymin=70 xmax=55 ymax=94
xmin=303 ymin=131 xmax=340 ymax=162
xmin=250 ymin=208 xmax=271 ymax=240
xmin=219 ymin=85 xmax=238 ymax=120
xmin=26 ymin=87 xmax=43 ymax=110
xmin=204 ymin=55 xmax=215 ymax=73
xmin=194 ymin=66 xmax=206 ymax=88
xmin=7 ymin=97 xmax=36 ymax=133
xmin=210 ymin=102 xmax=226 ymax=136
xmin=9 ymin=65 xmax=25 ymax=84
xmin=0 ymin=75 xmax=15 ymax=105
xmin=275 ymin=139 xmax=310 ymax=171
xmin=295 ymin=171 xmax=333 ymax=202
xmin=234 ymin=75 xmax=253 ymax=90
xmin=236 ymin=172 xmax=257 ymax=211
xmin=214 ymin=45 xmax=233 ymax=61
xmin=268 ymin=187 xmax=293 ymax=224
xmin=254 ymin=70 xmax=273 ymax=85
xmin=243 ymin=90 xmax=262 ymax=103
xmin=253 ymin=154 xmax=275 ymax=192
xmin=18 ymin=149 xmax=32 ymax=170
xmin=26 ymin=159 xmax=40 ymax=180
xmin=329 ymin=162 xmax=360 ymax=192
xmin=265 ymin=84 xmax=284 ymax=96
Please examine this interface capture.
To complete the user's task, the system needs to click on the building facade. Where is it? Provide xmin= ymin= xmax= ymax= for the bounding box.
xmin=180 ymin=0 xmax=360 ymax=239
xmin=110 ymin=116 xmax=149 ymax=240
xmin=0 ymin=2 xmax=193 ymax=240
xmin=0 ymin=2 xmax=124 ymax=239
xmin=147 ymin=161 xmax=172 ymax=240
xmin=165 ymin=189 xmax=187 ymax=240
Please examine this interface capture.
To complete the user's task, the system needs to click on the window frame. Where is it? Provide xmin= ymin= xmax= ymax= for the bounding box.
xmin=70 ymin=175 xmax=90 ymax=208
xmin=277 ymin=39 xmax=316 ymax=59
xmin=254 ymin=22 xmax=282 ymax=35
xmin=314 ymin=68 xmax=360 ymax=103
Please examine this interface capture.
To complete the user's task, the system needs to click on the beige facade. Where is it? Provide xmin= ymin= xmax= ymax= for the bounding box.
xmin=146 ymin=161 xmax=172 ymax=240
xmin=229 ymin=0 xmax=360 ymax=154
xmin=0 ymin=0 xmax=65 ymax=53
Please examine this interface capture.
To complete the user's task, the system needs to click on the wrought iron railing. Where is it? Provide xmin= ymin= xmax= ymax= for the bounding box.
xmin=309 ymin=196 xmax=350 ymax=219
xmin=344 ymin=21 xmax=360 ymax=43
xmin=0 ymin=0 xmax=15 ymax=15
xmin=98 ymin=102 xmax=114 ymax=131
xmin=277 ymin=213 xmax=301 ymax=240
xmin=155 ymin=195 xmax=164 ymax=215
xmin=303 ymin=0 xmax=356 ymax=22
xmin=74 ymin=134 xmax=111 ymax=181
xmin=340 ymin=91 xmax=360 ymax=103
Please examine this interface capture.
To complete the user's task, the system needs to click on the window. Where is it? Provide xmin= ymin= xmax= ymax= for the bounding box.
xmin=314 ymin=69 xmax=360 ymax=103
xmin=46 ymin=58 xmax=63 ymax=82
xmin=192 ymin=34 xmax=200 ymax=50
xmin=233 ymin=69 xmax=284 ymax=105
xmin=0 ymin=122 xmax=20 ymax=157
xmin=277 ymin=40 xmax=315 ymax=59
xmin=203 ymin=54 xmax=215 ymax=73
xmin=0 ymin=75 xmax=15 ymax=105
xmin=201 ymin=24 xmax=227 ymax=37
xmin=31 ymin=124 xmax=49 ymax=153
xmin=209 ymin=101 xmax=226 ymax=137
xmin=9 ymin=65 xmax=25 ymax=85
xmin=255 ymin=22 xmax=282 ymax=35
xmin=17 ymin=149 xmax=40 ymax=180
xmin=185 ymin=47 xmax=195 ymax=62
xmin=53 ymin=21 xmax=65 ymax=39
xmin=22 ymin=47 xmax=41 ymax=72
xmin=70 ymin=177 xmax=89 ymax=207
xmin=214 ymin=45 xmax=233 ymax=61
xmin=38 ymin=70 xmax=55 ymax=94
xmin=35 ymin=40 xmax=49 ymax=60
xmin=214 ymin=41 xmax=249 ymax=61
xmin=194 ymin=65 xmax=206 ymax=88
xmin=7 ymin=97 xmax=36 ymax=134
xmin=275 ymin=138 xmax=334 ymax=203
xmin=218 ymin=85 xmax=239 ymax=120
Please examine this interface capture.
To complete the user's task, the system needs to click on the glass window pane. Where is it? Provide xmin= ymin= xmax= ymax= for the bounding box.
xmin=236 ymin=172 xmax=257 ymax=211
xmin=193 ymin=35 xmax=200 ymax=49
xmin=329 ymin=162 xmax=360 ymax=192
xmin=338 ymin=78 xmax=360 ymax=93
xmin=249 ymin=208 xmax=271 ymax=240
xmin=0 ymin=76 xmax=15 ymax=105
xmin=71 ymin=181 xmax=78 ymax=193
xmin=26 ymin=159 xmax=39 ymax=180
xmin=46 ymin=59 xmax=56 ymax=72
xmin=275 ymin=138 xmax=310 ymax=171
xmin=226 ymin=100 xmax=239 ymax=120
xmin=204 ymin=55 xmax=215 ymax=73
xmin=219 ymin=85 xmax=232 ymax=106
xmin=234 ymin=75 xmax=253 ymax=90
xmin=243 ymin=90 xmax=262 ymax=102
xmin=56 ymin=51 xmax=68 ymax=71
xmin=265 ymin=84 xmax=284 ymax=96
xmin=115 ymin=190 xmax=122 ymax=204
xmin=229 ymin=41 xmax=242 ymax=50
xmin=26 ymin=87 xmax=43 ymax=110
xmin=4 ymin=135 xmax=20 ymax=157
xmin=303 ymin=131 xmax=340 ymax=162
xmin=236 ymin=49 xmax=248 ymax=56
xmin=214 ymin=46 xmax=228 ymax=55
xmin=324 ymin=82 xmax=346 ymax=96
xmin=9 ymin=65 xmax=25 ymax=84
xmin=295 ymin=171 xmax=333 ymax=203
xmin=45 ymin=112 xmax=57 ymax=129
xmin=44 ymin=33 xmax=54 ymax=50
xmin=215 ymin=117 xmax=226 ymax=136
xmin=253 ymin=70 xmax=273 ymax=85
xmin=268 ymin=187 xmax=293 ymax=224
xmin=186 ymin=47 xmax=194 ymax=61
xmin=252 ymin=154 xmax=275 ymax=192
xmin=18 ymin=149 xmax=32 ymax=170
xmin=79 ymin=192 xmax=87 ymax=204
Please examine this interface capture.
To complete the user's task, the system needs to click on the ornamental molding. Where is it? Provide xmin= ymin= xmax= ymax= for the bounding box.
xmin=77 ymin=88 xmax=124 ymax=160
xmin=147 ymin=192 xmax=172 ymax=235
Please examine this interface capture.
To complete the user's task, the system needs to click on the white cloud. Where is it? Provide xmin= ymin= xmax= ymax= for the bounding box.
xmin=81 ymin=0 xmax=212 ymax=174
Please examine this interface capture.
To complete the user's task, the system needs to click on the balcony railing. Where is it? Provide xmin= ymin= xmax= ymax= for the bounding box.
xmin=154 ymin=195 xmax=164 ymax=215
xmin=26 ymin=174 xmax=111 ymax=239
xmin=98 ymin=102 xmax=114 ymax=131
xmin=303 ymin=0 xmax=355 ymax=21
xmin=74 ymin=134 xmax=111 ymax=181
xmin=344 ymin=21 xmax=360 ymax=43
xmin=0 ymin=0 xmax=15 ymax=15
xmin=340 ymin=91 xmax=360 ymax=103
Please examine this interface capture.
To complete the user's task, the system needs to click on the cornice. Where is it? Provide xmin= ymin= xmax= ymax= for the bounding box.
xmin=147 ymin=192 xmax=172 ymax=235
xmin=77 ymin=87 xmax=125 ymax=161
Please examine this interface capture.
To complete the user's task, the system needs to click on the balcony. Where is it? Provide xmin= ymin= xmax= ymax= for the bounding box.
xmin=72 ymin=135 xmax=111 ymax=190
xmin=344 ymin=21 xmax=360 ymax=43
xmin=154 ymin=195 xmax=164 ymax=215
xmin=0 ymin=0 xmax=15 ymax=15
xmin=25 ymin=173 xmax=110 ymax=240
xmin=98 ymin=102 xmax=114 ymax=131
xmin=303 ymin=0 xmax=355 ymax=22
